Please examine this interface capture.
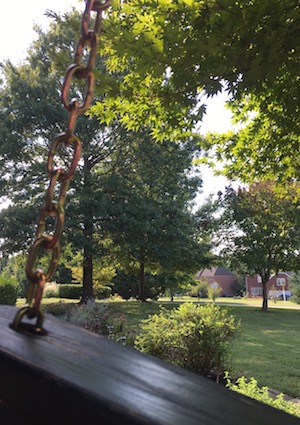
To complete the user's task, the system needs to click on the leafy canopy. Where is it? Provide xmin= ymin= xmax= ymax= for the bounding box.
xmin=217 ymin=182 xmax=300 ymax=274
xmin=97 ymin=0 xmax=300 ymax=179
xmin=205 ymin=181 xmax=300 ymax=309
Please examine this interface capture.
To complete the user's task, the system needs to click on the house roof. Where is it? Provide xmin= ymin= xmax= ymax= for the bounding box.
xmin=269 ymin=271 xmax=293 ymax=279
xmin=246 ymin=271 xmax=293 ymax=281
xmin=197 ymin=267 xmax=236 ymax=278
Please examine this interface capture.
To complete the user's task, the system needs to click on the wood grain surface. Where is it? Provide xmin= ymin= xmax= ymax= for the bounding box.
xmin=0 ymin=305 xmax=298 ymax=425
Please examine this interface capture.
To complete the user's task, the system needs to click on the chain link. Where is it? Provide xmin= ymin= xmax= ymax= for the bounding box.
xmin=12 ymin=0 xmax=111 ymax=334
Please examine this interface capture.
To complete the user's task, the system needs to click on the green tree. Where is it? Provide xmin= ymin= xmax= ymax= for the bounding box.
xmin=0 ymin=275 xmax=19 ymax=306
xmin=231 ymin=276 xmax=246 ymax=297
xmin=0 ymin=9 xmax=210 ymax=304
xmin=158 ymin=273 xmax=196 ymax=302
xmin=112 ymin=269 xmax=165 ymax=300
xmin=0 ymin=9 xmax=134 ymax=303
xmin=101 ymin=133 xmax=211 ymax=301
xmin=97 ymin=0 xmax=300 ymax=181
xmin=1 ymin=254 xmax=27 ymax=297
xmin=209 ymin=182 xmax=300 ymax=310
xmin=207 ymin=282 xmax=222 ymax=303
xmin=289 ymin=272 xmax=300 ymax=304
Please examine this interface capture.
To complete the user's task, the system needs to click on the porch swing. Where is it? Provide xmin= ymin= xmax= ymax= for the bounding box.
xmin=0 ymin=1 xmax=297 ymax=424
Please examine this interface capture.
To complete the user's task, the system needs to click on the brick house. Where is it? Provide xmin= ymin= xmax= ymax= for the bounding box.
xmin=245 ymin=272 xmax=292 ymax=298
xmin=195 ymin=267 xmax=238 ymax=296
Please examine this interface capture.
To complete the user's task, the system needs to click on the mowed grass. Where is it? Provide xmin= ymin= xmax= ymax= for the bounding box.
xmin=18 ymin=297 xmax=300 ymax=398
xmin=224 ymin=306 xmax=300 ymax=398
xmin=108 ymin=300 xmax=300 ymax=398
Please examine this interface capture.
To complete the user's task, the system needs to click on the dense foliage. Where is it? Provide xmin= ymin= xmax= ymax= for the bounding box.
xmin=198 ymin=181 xmax=300 ymax=309
xmin=97 ymin=1 xmax=300 ymax=183
xmin=0 ymin=275 xmax=19 ymax=305
xmin=0 ymin=10 xmax=210 ymax=302
xmin=135 ymin=303 xmax=239 ymax=381
xmin=187 ymin=280 xmax=209 ymax=298
xmin=44 ymin=303 xmax=130 ymax=342
xmin=58 ymin=284 xmax=82 ymax=300
xmin=112 ymin=270 xmax=163 ymax=300
xmin=289 ymin=272 xmax=300 ymax=304
xmin=225 ymin=374 xmax=300 ymax=418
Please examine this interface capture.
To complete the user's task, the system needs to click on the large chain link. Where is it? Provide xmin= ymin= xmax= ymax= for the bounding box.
xmin=12 ymin=0 xmax=111 ymax=334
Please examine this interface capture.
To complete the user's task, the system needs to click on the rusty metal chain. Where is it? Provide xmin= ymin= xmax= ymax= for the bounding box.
xmin=12 ymin=0 xmax=111 ymax=334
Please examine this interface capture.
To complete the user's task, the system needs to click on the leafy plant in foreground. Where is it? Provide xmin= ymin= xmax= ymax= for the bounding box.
xmin=135 ymin=303 xmax=239 ymax=381
xmin=225 ymin=373 xmax=300 ymax=418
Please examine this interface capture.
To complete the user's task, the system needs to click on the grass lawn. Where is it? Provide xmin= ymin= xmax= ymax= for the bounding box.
xmin=224 ymin=306 xmax=300 ymax=398
xmin=17 ymin=297 xmax=300 ymax=398
xmin=108 ymin=300 xmax=300 ymax=398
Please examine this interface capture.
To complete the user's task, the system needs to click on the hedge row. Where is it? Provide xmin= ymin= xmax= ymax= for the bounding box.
xmin=0 ymin=276 xmax=19 ymax=305
xmin=0 ymin=279 xmax=111 ymax=303
xmin=45 ymin=284 xmax=112 ymax=299
xmin=58 ymin=284 xmax=82 ymax=299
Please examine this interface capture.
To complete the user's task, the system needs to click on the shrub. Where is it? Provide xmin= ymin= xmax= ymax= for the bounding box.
xmin=43 ymin=301 xmax=75 ymax=319
xmin=289 ymin=272 xmax=300 ymax=304
xmin=187 ymin=280 xmax=208 ymax=298
xmin=231 ymin=277 xmax=246 ymax=297
xmin=112 ymin=270 xmax=163 ymax=300
xmin=225 ymin=373 xmax=300 ymax=418
xmin=58 ymin=284 xmax=82 ymax=299
xmin=94 ymin=285 xmax=112 ymax=300
xmin=44 ymin=302 xmax=133 ymax=343
xmin=135 ymin=303 xmax=239 ymax=381
xmin=44 ymin=282 xmax=59 ymax=298
xmin=208 ymin=282 xmax=222 ymax=303
xmin=0 ymin=275 xmax=19 ymax=305
xmin=67 ymin=303 xmax=126 ymax=335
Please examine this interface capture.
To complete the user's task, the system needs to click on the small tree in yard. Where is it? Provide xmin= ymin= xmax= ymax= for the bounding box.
xmin=135 ymin=303 xmax=239 ymax=382
xmin=231 ymin=277 xmax=245 ymax=297
xmin=187 ymin=280 xmax=209 ymax=298
xmin=203 ymin=182 xmax=300 ymax=311
xmin=208 ymin=282 xmax=222 ymax=303
xmin=289 ymin=272 xmax=300 ymax=304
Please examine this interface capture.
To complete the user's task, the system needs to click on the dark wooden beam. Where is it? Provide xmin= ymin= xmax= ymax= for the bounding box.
xmin=0 ymin=305 xmax=298 ymax=425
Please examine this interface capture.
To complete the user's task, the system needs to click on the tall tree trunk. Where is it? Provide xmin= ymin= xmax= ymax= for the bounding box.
xmin=79 ymin=159 xmax=95 ymax=305
xmin=80 ymin=218 xmax=94 ymax=305
xmin=138 ymin=260 xmax=146 ymax=302
xmin=262 ymin=280 xmax=268 ymax=311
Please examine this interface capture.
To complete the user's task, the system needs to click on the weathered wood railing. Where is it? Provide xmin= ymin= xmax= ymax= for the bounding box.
xmin=0 ymin=305 xmax=298 ymax=425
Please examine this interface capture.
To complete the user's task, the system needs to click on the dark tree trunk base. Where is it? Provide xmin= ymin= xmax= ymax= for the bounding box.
xmin=78 ymin=296 xmax=95 ymax=306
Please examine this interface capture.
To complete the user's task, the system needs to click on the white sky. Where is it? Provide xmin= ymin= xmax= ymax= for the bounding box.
xmin=0 ymin=1 xmax=78 ymax=63
xmin=0 ymin=0 xmax=234 ymax=204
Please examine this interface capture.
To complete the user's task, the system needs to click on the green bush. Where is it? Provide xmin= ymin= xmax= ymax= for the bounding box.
xmin=112 ymin=270 xmax=164 ymax=300
xmin=207 ymin=282 xmax=222 ymax=303
xmin=94 ymin=285 xmax=112 ymax=299
xmin=225 ymin=373 xmax=300 ymax=418
xmin=45 ymin=303 xmax=135 ymax=345
xmin=231 ymin=277 xmax=246 ymax=296
xmin=187 ymin=280 xmax=208 ymax=298
xmin=43 ymin=301 xmax=75 ymax=318
xmin=66 ymin=303 xmax=125 ymax=335
xmin=289 ymin=272 xmax=300 ymax=304
xmin=0 ymin=275 xmax=19 ymax=305
xmin=58 ymin=284 xmax=82 ymax=299
xmin=44 ymin=282 xmax=59 ymax=298
xmin=135 ymin=303 xmax=239 ymax=380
